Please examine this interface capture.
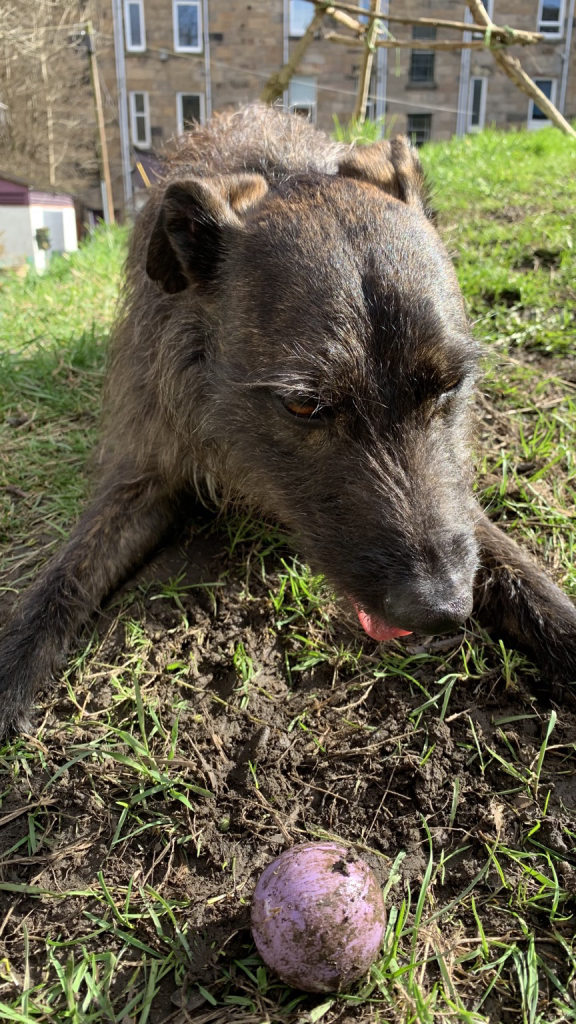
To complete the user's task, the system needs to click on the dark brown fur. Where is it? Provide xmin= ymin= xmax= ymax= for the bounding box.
xmin=0 ymin=105 xmax=574 ymax=735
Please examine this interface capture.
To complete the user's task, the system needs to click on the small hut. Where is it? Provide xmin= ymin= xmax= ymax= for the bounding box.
xmin=0 ymin=173 xmax=78 ymax=273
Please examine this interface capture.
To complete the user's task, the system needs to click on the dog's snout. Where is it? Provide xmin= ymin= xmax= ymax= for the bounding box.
xmin=407 ymin=597 xmax=472 ymax=635
xmin=386 ymin=579 xmax=474 ymax=636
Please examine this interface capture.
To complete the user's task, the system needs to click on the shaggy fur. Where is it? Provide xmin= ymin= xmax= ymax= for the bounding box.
xmin=0 ymin=105 xmax=574 ymax=735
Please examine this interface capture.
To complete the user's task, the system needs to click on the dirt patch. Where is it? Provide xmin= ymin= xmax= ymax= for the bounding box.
xmin=1 ymin=502 xmax=575 ymax=1022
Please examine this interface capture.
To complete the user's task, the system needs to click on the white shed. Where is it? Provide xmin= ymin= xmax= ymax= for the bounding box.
xmin=0 ymin=173 xmax=78 ymax=273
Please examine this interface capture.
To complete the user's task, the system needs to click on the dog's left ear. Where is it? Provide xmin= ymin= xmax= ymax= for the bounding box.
xmin=338 ymin=137 xmax=433 ymax=217
xmin=146 ymin=173 xmax=269 ymax=294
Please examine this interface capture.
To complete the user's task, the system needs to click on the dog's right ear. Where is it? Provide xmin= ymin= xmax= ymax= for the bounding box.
xmin=146 ymin=173 xmax=269 ymax=294
xmin=338 ymin=137 xmax=432 ymax=216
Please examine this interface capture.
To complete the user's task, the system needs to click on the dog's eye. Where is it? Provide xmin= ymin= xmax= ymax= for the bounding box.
xmin=282 ymin=395 xmax=323 ymax=419
xmin=436 ymin=376 xmax=465 ymax=407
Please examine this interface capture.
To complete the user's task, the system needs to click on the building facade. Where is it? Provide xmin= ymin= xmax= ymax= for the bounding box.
xmin=92 ymin=0 xmax=576 ymax=214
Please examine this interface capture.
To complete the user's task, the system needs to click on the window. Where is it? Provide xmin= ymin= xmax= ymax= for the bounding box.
xmin=528 ymin=79 xmax=557 ymax=128
xmin=410 ymin=53 xmax=435 ymax=84
xmin=537 ymin=0 xmax=564 ymax=35
xmin=412 ymin=24 xmax=437 ymax=40
xmin=289 ymin=1 xmax=314 ymax=36
xmin=124 ymin=0 xmax=145 ymax=52
xmin=467 ymin=77 xmax=487 ymax=132
xmin=288 ymin=75 xmax=316 ymax=120
xmin=129 ymin=91 xmax=151 ymax=147
xmin=409 ymin=26 xmax=436 ymax=85
xmin=173 ymin=0 xmax=202 ymax=53
xmin=407 ymin=113 xmax=432 ymax=146
xmin=176 ymin=92 xmax=205 ymax=133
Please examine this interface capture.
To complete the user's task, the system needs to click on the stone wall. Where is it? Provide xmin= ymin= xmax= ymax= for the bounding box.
xmin=92 ymin=0 xmax=574 ymax=214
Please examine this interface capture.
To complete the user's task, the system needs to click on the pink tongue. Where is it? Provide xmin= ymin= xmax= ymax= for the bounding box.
xmin=355 ymin=605 xmax=412 ymax=643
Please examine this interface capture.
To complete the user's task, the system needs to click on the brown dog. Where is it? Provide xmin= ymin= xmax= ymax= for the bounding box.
xmin=0 ymin=105 xmax=574 ymax=735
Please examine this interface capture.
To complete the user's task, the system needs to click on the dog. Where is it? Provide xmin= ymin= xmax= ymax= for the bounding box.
xmin=0 ymin=104 xmax=574 ymax=735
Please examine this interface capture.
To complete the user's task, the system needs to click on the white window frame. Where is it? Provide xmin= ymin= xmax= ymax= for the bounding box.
xmin=173 ymin=0 xmax=203 ymax=53
xmin=467 ymin=76 xmax=488 ymax=132
xmin=176 ymin=92 xmax=205 ymax=134
xmin=288 ymin=75 xmax=317 ymax=122
xmin=537 ymin=0 xmax=565 ymax=36
xmin=129 ymin=91 xmax=151 ymax=148
xmin=124 ymin=0 xmax=146 ymax=53
xmin=289 ymin=1 xmax=314 ymax=37
xmin=528 ymin=79 xmax=557 ymax=128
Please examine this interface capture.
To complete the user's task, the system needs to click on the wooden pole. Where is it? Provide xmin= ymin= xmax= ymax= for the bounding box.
xmin=260 ymin=10 xmax=325 ymax=104
xmin=327 ymin=32 xmax=485 ymax=49
xmin=311 ymin=2 xmax=363 ymax=35
xmin=353 ymin=0 xmax=380 ymax=123
xmin=40 ymin=52 xmax=56 ymax=187
xmin=467 ymin=0 xmax=576 ymax=138
xmin=85 ymin=21 xmax=115 ymax=224
xmin=319 ymin=3 xmax=364 ymax=32
xmin=313 ymin=0 xmax=542 ymax=41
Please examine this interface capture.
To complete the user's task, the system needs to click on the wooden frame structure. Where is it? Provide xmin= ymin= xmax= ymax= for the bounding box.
xmin=261 ymin=0 xmax=576 ymax=139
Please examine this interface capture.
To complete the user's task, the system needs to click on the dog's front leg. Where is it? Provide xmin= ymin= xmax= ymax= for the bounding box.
xmin=0 ymin=472 xmax=180 ymax=736
xmin=473 ymin=510 xmax=576 ymax=682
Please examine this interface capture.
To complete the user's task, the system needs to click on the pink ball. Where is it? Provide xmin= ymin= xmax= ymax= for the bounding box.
xmin=251 ymin=842 xmax=386 ymax=993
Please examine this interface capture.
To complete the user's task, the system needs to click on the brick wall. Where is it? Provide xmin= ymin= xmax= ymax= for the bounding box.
xmin=92 ymin=0 xmax=575 ymax=214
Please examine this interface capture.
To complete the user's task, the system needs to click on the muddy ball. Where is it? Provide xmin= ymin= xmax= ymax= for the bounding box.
xmin=251 ymin=841 xmax=386 ymax=992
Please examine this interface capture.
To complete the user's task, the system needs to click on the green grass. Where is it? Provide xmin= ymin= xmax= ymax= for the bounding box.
xmin=0 ymin=228 xmax=126 ymax=584
xmin=0 ymin=128 xmax=575 ymax=1024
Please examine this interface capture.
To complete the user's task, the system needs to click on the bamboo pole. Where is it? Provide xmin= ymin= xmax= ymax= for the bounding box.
xmin=353 ymin=0 xmax=380 ymax=122
xmin=467 ymin=0 xmax=576 ymax=138
xmin=326 ymin=32 xmax=486 ymax=50
xmin=313 ymin=3 xmax=364 ymax=35
xmin=85 ymin=22 xmax=115 ymax=223
xmin=320 ymin=3 xmax=364 ymax=32
xmin=312 ymin=0 xmax=542 ymax=41
xmin=260 ymin=10 xmax=325 ymax=104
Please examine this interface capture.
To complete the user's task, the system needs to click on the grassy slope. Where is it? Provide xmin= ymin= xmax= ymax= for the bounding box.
xmin=425 ymin=129 xmax=576 ymax=598
xmin=0 ymin=129 xmax=575 ymax=1024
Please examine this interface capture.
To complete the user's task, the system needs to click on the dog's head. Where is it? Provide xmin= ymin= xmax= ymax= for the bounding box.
xmin=145 ymin=138 xmax=479 ymax=638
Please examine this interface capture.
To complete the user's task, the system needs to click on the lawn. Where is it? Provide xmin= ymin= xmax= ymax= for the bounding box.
xmin=0 ymin=126 xmax=575 ymax=1024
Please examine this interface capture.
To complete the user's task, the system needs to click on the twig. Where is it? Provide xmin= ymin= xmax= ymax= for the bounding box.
xmin=0 ymin=798 xmax=57 ymax=828
xmin=253 ymin=788 xmax=294 ymax=845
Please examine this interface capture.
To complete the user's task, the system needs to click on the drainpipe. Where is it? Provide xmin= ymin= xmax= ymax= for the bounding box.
xmin=111 ymin=0 xmax=133 ymax=210
xmin=559 ymin=0 xmax=575 ymax=113
xmin=456 ymin=7 xmax=472 ymax=136
xmin=203 ymin=0 xmax=212 ymax=118
xmin=283 ymin=0 xmax=289 ymax=108
xmin=375 ymin=0 xmax=388 ymax=128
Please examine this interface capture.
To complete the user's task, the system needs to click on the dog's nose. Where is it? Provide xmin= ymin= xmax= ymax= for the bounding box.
xmin=387 ymin=585 xmax=473 ymax=636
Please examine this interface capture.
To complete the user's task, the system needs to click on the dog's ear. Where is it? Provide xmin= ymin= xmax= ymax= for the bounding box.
xmin=146 ymin=173 xmax=269 ymax=294
xmin=338 ymin=137 xmax=432 ymax=216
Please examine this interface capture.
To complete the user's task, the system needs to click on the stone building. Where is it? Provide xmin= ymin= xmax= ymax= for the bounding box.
xmin=92 ymin=0 xmax=575 ymax=215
